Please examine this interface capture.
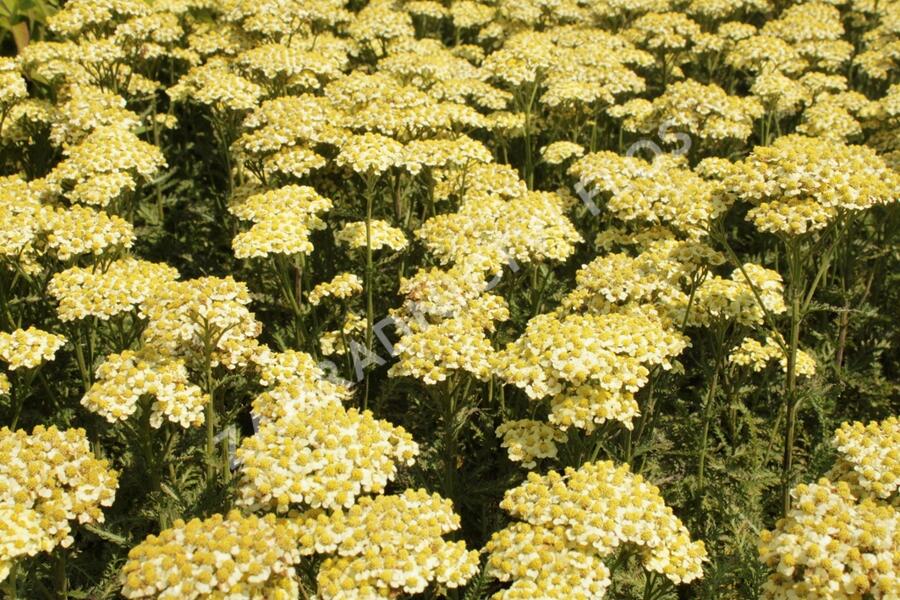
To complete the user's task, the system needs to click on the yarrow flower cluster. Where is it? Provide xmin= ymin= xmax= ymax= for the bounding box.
xmin=46 ymin=125 xmax=166 ymax=207
xmin=308 ymin=272 xmax=364 ymax=305
xmin=249 ymin=348 xmax=353 ymax=424
xmin=294 ymin=489 xmax=480 ymax=598
xmin=229 ymin=185 xmax=333 ymax=259
xmin=758 ymin=479 xmax=898 ymax=599
xmin=685 ymin=264 xmax=788 ymax=328
xmin=828 ymin=417 xmax=899 ymax=501
xmin=335 ymin=219 xmax=408 ymax=252
xmin=730 ymin=336 xmax=817 ymax=377
xmin=416 ymin=187 xmax=582 ymax=275
xmin=48 ymin=258 xmax=179 ymax=321
xmin=0 ymin=327 xmax=67 ymax=370
xmin=81 ymin=348 xmax=207 ymax=428
xmin=138 ymin=276 xmax=262 ymax=370
xmin=121 ymin=511 xmax=304 ymax=599
xmin=495 ymin=419 xmax=568 ymax=468
xmin=725 ymin=134 xmax=900 ymax=235
xmin=494 ymin=307 xmax=688 ymax=431
xmin=389 ymin=266 xmax=509 ymax=384
xmin=0 ymin=426 xmax=118 ymax=553
xmin=569 ymin=152 xmax=728 ymax=236
xmin=1 ymin=0 xmax=896 ymax=597
xmin=486 ymin=461 xmax=707 ymax=598
xmin=236 ymin=403 xmax=419 ymax=512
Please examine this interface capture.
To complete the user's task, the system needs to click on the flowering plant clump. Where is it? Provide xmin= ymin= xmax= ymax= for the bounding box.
xmin=0 ymin=0 xmax=896 ymax=596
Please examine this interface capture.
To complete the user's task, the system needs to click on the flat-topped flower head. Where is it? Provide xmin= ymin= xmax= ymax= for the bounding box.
xmin=49 ymin=258 xmax=179 ymax=322
xmin=294 ymin=489 xmax=480 ymax=597
xmin=494 ymin=307 xmax=688 ymax=430
xmin=229 ymin=185 xmax=333 ymax=259
xmin=236 ymin=403 xmax=418 ymax=511
xmin=308 ymin=272 xmax=363 ymax=305
xmin=82 ymin=348 xmax=207 ymax=428
xmin=138 ymin=276 xmax=262 ymax=369
xmin=540 ymin=141 xmax=585 ymax=165
xmin=829 ymin=417 xmax=899 ymax=501
xmin=46 ymin=125 xmax=166 ymax=205
xmin=0 ymin=327 xmax=67 ymax=370
xmin=496 ymin=419 xmax=568 ymax=468
xmin=35 ymin=205 xmax=135 ymax=260
xmin=336 ymin=220 xmax=408 ymax=252
xmin=121 ymin=511 xmax=304 ymax=599
xmin=335 ymin=132 xmax=405 ymax=176
xmin=168 ymin=59 xmax=263 ymax=112
xmin=726 ymin=134 xmax=899 ymax=235
xmin=487 ymin=460 xmax=707 ymax=596
xmin=683 ymin=264 xmax=787 ymax=327
xmin=569 ymin=152 xmax=730 ymax=235
xmin=0 ymin=425 xmax=118 ymax=551
xmin=417 ymin=189 xmax=582 ymax=275
xmin=759 ymin=479 xmax=898 ymax=599
xmin=249 ymin=347 xmax=353 ymax=424
xmin=729 ymin=336 xmax=817 ymax=377
xmin=0 ymin=506 xmax=52 ymax=583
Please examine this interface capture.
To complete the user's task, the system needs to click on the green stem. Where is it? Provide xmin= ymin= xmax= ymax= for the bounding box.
xmin=9 ymin=380 xmax=22 ymax=430
xmin=204 ymin=337 xmax=217 ymax=483
xmin=2 ymin=561 xmax=17 ymax=599
xmin=139 ymin=402 xmax=160 ymax=492
xmin=363 ymin=177 xmax=376 ymax=411
xmin=697 ymin=323 xmax=725 ymax=490
xmin=54 ymin=550 xmax=67 ymax=599
xmin=152 ymin=96 xmax=164 ymax=223
xmin=443 ymin=379 xmax=459 ymax=502
xmin=521 ymin=80 xmax=540 ymax=189
xmin=781 ymin=246 xmax=802 ymax=515
xmin=697 ymin=367 xmax=720 ymax=491
xmin=715 ymin=227 xmax=788 ymax=356
xmin=293 ymin=254 xmax=305 ymax=349
xmin=72 ymin=330 xmax=92 ymax=393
